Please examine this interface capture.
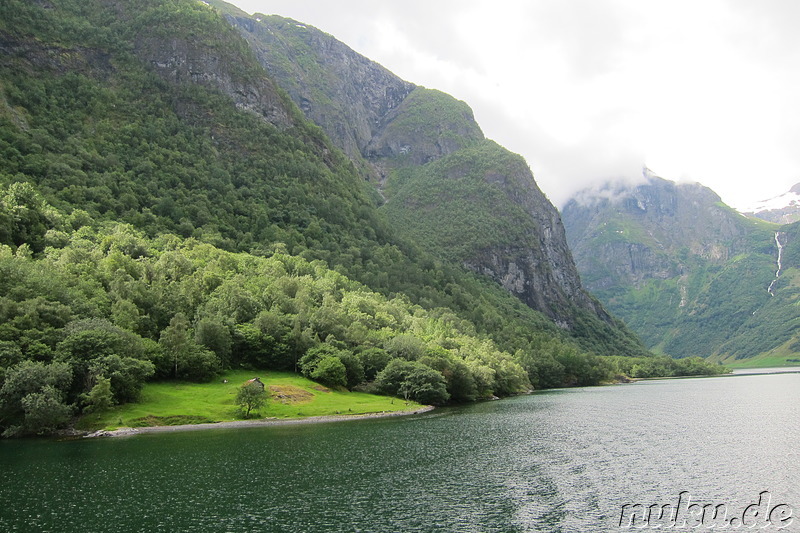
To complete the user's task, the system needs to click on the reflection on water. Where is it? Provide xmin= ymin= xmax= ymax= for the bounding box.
xmin=0 ymin=373 xmax=798 ymax=532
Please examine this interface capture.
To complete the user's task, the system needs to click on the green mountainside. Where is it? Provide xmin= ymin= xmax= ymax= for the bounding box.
xmin=0 ymin=0 xmax=725 ymax=436
xmin=562 ymin=173 xmax=800 ymax=365
xmin=219 ymin=7 xmax=636 ymax=346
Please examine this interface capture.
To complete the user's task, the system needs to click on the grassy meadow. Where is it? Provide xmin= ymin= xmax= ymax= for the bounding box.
xmin=77 ymin=370 xmax=419 ymax=431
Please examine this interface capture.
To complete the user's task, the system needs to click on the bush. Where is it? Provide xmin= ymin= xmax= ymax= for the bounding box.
xmin=88 ymin=354 xmax=155 ymax=403
xmin=81 ymin=376 xmax=114 ymax=414
xmin=178 ymin=346 xmax=221 ymax=382
xmin=0 ymin=361 xmax=73 ymax=436
xmin=359 ymin=347 xmax=392 ymax=381
xmin=17 ymin=386 xmax=72 ymax=436
xmin=299 ymin=343 xmax=362 ymax=389
xmin=310 ymin=356 xmax=347 ymax=389
xmin=374 ymin=359 xmax=449 ymax=405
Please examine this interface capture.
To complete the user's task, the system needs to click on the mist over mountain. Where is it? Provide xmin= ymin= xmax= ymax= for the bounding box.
xmin=563 ymin=172 xmax=800 ymax=364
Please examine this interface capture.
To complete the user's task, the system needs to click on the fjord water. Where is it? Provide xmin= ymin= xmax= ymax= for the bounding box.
xmin=1 ymin=373 xmax=798 ymax=532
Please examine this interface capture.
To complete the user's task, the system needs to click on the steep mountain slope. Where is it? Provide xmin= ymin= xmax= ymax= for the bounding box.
xmin=382 ymin=139 xmax=608 ymax=324
xmin=209 ymin=9 xmax=416 ymax=178
xmin=562 ymin=173 xmax=800 ymax=364
xmin=216 ymin=6 xmax=626 ymax=341
xmin=0 ymin=0 xmax=374 ymax=255
xmin=0 ymin=0 xmax=659 ymax=418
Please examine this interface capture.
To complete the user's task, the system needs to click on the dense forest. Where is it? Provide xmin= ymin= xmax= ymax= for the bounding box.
xmin=0 ymin=0 xmax=726 ymax=436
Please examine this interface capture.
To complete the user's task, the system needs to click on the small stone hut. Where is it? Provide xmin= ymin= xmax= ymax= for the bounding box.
xmin=243 ymin=377 xmax=265 ymax=391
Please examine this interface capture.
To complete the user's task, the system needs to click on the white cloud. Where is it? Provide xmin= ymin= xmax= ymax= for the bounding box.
xmin=230 ymin=0 xmax=800 ymax=209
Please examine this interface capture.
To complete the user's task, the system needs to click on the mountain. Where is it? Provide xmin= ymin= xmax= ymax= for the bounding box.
xmin=562 ymin=171 xmax=800 ymax=365
xmin=216 ymin=6 xmax=622 ymax=339
xmin=0 ymin=0 xmax=669 ymax=432
xmin=740 ymin=182 xmax=800 ymax=224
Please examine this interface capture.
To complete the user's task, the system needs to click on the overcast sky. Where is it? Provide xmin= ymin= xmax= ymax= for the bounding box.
xmin=227 ymin=0 xmax=800 ymax=209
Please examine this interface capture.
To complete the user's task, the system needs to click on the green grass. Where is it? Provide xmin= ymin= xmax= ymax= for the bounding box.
xmin=720 ymin=355 xmax=800 ymax=369
xmin=77 ymin=370 xmax=420 ymax=431
xmin=714 ymin=338 xmax=800 ymax=368
xmin=711 ymin=335 xmax=800 ymax=369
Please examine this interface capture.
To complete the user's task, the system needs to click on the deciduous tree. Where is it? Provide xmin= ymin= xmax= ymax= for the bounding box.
xmin=236 ymin=381 xmax=267 ymax=418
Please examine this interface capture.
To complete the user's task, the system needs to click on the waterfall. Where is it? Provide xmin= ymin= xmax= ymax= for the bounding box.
xmin=767 ymin=232 xmax=784 ymax=296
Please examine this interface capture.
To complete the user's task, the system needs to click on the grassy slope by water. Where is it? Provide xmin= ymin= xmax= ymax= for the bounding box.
xmin=717 ymin=352 xmax=800 ymax=369
xmin=77 ymin=370 xmax=420 ymax=431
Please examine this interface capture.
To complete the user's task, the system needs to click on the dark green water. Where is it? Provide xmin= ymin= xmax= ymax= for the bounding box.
xmin=1 ymin=373 xmax=798 ymax=532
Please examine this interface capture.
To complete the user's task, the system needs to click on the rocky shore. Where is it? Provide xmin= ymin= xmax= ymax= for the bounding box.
xmin=84 ymin=405 xmax=435 ymax=438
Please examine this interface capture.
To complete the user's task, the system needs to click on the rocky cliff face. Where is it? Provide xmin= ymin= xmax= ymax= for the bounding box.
xmin=2 ymin=1 xmax=293 ymax=130
xmin=458 ymin=148 xmax=607 ymax=324
xmin=225 ymin=14 xmax=487 ymax=176
xmin=364 ymin=87 xmax=485 ymax=167
xmin=217 ymin=8 xmax=615 ymax=328
xmin=133 ymin=35 xmax=292 ymax=128
xmin=84 ymin=1 xmax=295 ymax=130
xmin=223 ymin=14 xmax=414 ymax=170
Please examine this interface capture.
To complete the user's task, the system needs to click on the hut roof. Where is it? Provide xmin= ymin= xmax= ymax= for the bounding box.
xmin=243 ymin=377 xmax=265 ymax=389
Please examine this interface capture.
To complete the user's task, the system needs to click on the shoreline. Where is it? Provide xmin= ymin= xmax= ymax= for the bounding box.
xmin=84 ymin=405 xmax=435 ymax=438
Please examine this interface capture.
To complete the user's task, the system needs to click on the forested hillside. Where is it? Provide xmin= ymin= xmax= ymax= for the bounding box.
xmin=0 ymin=0 xmax=726 ymax=436
xmin=0 ymin=204 xmax=531 ymax=435
xmin=0 ymin=192 xmax=724 ymax=436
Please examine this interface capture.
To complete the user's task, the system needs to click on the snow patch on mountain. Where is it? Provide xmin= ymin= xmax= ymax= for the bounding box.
xmin=739 ymin=183 xmax=800 ymax=224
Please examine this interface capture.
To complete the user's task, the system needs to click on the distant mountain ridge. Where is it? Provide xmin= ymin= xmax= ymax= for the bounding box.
xmin=562 ymin=172 xmax=800 ymax=364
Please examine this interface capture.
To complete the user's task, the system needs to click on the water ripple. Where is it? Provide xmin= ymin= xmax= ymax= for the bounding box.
xmin=0 ymin=373 xmax=797 ymax=532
